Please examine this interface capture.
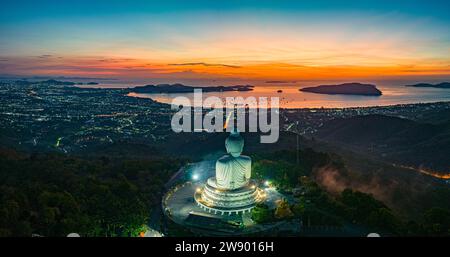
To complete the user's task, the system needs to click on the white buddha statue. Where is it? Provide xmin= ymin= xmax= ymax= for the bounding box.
xmin=195 ymin=128 xmax=261 ymax=214
xmin=214 ymin=131 xmax=251 ymax=190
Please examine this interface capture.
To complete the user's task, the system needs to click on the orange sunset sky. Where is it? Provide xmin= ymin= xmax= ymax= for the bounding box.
xmin=1 ymin=1 xmax=449 ymax=83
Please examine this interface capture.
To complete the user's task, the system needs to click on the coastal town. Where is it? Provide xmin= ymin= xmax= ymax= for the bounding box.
xmin=1 ymin=80 xmax=449 ymax=155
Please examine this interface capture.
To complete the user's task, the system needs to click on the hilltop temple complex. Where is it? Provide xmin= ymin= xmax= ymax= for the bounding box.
xmin=162 ymin=110 xmax=282 ymax=235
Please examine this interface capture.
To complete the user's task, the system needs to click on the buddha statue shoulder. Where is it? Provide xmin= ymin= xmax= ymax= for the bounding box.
xmin=215 ymin=132 xmax=251 ymax=190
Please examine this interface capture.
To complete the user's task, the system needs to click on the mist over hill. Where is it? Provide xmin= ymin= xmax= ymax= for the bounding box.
xmin=315 ymin=114 xmax=450 ymax=173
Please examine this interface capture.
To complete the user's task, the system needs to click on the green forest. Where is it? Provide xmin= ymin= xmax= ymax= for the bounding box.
xmin=1 ymin=146 xmax=449 ymax=237
xmin=251 ymin=149 xmax=450 ymax=236
xmin=0 ymin=148 xmax=183 ymax=236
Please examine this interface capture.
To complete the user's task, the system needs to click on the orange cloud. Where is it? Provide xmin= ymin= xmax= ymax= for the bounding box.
xmin=1 ymin=54 xmax=449 ymax=81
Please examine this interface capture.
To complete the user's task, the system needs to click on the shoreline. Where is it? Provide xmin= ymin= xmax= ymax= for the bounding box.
xmin=125 ymin=92 xmax=450 ymax=110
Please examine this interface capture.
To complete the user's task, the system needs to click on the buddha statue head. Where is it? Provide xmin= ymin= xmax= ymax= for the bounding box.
xmin=225 ymin=131 xmax=244 ymax=157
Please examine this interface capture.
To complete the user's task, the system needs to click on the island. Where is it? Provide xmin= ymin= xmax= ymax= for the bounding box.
xmin=130 ymin=83 xmax=254 ymax=93
xmin=404 ymin=82 xmax=450 ymax=88
xmin=299 ymin=82 xmax=382 ymax=96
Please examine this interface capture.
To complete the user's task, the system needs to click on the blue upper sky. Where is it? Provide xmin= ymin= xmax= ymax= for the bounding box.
xmin=1 ymin=0 xmax=449 ymax=22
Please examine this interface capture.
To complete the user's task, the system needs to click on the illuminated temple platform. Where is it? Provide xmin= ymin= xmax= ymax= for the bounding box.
xmin=162 ymin=181 xmax=284 ymax=236
xmin=194 ymin=178 xmax=265 ymax=215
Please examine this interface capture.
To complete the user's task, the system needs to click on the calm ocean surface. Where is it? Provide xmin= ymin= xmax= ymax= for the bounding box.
xmin=126 ymin=84 xmax=450 ymax=108
xmin=81 ymin=81 xmax=450 ymax=108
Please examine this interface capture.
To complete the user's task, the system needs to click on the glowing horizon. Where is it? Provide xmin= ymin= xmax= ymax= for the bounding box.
xmin=1 ymin=1 xmax=449 ymax=82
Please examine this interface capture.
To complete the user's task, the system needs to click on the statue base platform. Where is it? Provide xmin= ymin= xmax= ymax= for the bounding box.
xmin=194 ymin=177 xmax=264 ymax=215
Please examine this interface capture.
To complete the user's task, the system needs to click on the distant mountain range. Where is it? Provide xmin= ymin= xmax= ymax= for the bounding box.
xmin=2 ymin=79 xmax=98 ymax=86
xmin=315 ymin=114 xmax=450 ymax=173
xmin=405 ymin=82 xmax=450 ymax=88
xmin=299 ymin=82 xmax=382 ymax=96
xmin=130 ymin=83 xmax=254 ymax=93
xmin=0 ymin=75 xmax=116 ymax=81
